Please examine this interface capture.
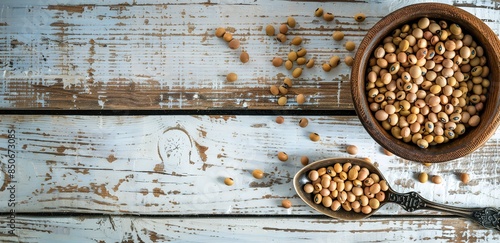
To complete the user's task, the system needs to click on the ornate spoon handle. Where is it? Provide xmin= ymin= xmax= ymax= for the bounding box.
xmin=387 ymin=190 xmax=500 ymax=231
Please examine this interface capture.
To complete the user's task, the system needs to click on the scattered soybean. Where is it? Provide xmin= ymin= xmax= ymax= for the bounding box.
xmin=240 ymin=51 xmax=249 ymax=63
xmin=299 ymin=118 xmax=309 ymax=128
xmin=252 ymin=169 xmax=265 ymax=179
xmin=309 ymin=132 xmax=320 ymax=142
xmin=265 ymin=25 xmax=275 ymax=36
xmin=301 ymin=156 xmax=309 ymax=166
xmin=332 ymin=31 xmax=344 ymax=41
xmin=314 ymin=8 xmax=324 ymax=17
xmin=346 ymin=145 xmax=358 ymax=155
xmin=224 ymin=177 xmax=234 ymax=186
xmin=345 ymin=41 xmax=356 ymax=51
xmin=354 ymin=13 xmax=366 ymax=22
xmin=278 ymin=151 xmax=289 ymax=161
xmin=282 ymin=199 xmax=292 ymax=208
xmin=278 ymin=96 xmax=288 ymax=106
xmin=226 ymin=72 xmax=238 ymax=82
xmin=287 ymin=17 xmax=296 ymax=28
xmin=460 ymin=173 xmax=470 ymax=184
xmin=228 ymin=39 xmax=240 ymax=49
xmin=431 ymin=175 xmax=443 ymax=184
xmin=215 ymin=27 xmax=226 ymax=37
xmin=323 ymin=12 xmax=334 ymax=21
xmin=272 ymin=57 xmax=284 ymax=67
xmin=418 ymin=172 xmax=428 ymax=183
xmin=296 ymin=94 xmax=306 ymax=104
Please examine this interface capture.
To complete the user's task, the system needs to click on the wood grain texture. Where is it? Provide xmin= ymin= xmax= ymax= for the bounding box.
xmin=0 ymin=0 xmax=499 ymax=241
xmin=0 ymin=216 xmax=498 ymax=242
xmin=0 ymin=0 xmax=498 ymax=110
xmin=0 ymin=115 xmax=498 ymax=215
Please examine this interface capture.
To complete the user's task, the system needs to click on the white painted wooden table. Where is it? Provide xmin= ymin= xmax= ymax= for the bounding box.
xmin=0 ymin=0 xmax=499 ymax=242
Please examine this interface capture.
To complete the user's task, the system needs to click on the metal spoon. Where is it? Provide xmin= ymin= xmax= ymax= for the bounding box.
xmin=293 ymin=157 xmax=499 ymax=231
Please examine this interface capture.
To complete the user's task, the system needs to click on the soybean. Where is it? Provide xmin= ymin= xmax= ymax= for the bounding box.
xmin=431 ymin=175 xmax=443 ymax=184
xmin=288 ymin=51 xmax=298 ymax=62
xmin=283 ymin=77 xmax=292 ymax=88
xmin=278 ymin=151 xmax=288 ymax=161
xmin=279 ymin=24 xmax=288 ymax=34
xmin=383 ymin=149 xmax=393 ymax=156
xmin=275 ymin=116 xmax=284 ymax=124
xmin=304 ymin=184 xmax=314 ymax=193
xmin=309 ymin=132 xmax=320 ymax=142
xmin=272 ymin=57 xmax=283 ymax=67
xmin=240 ymin=51 xmax=249 ymax=63
xmin=223 ymin=32 xmax=233 ymax=42
xmin=314 ymin=8 xmax=324 ymax=17
xmin=322 ymin=63 xmax=332 ymax=72
xmin=276 ymin=33 xmax=287 ymax=43
xmin=215 ymin=27 xmax=226 ymax=37
xmin=228 ymin=39 xmax=240 ymax=49
xmin=291 ymin=36 xmax=302 ymax=45
xmin=296 ymin=94 xmax=306 ymax=105
xmin=270 ymin=85 xmax=279 ymax=95
xmin=345 ymin=56 xmax=354 ymax=66
xmin=306 ymin=58 xmax=315 ymax=68
xmin=296 ymin=57 xmax=306 ymax=65
xmin=252 ymin=169 xmax=264 ymax=179
xmin=278 ymin=96 xmax=287 ymax=106
xmin=226 ymin=73 xmax=238 ymax=82
xmin=292 ymin=68 xmax=303 ymax=78
xmin=354 ymin=13 xmax=366 ymax=22
xmin=346 ymin=145 xmax=358 ymax=155
xmin=265 ymin=25 xmax=275 ymax=36
xmin=299 ymin=118 xmax=309 ymax=127
xmin=332 ymin=31 xmax=344 ymax=41
xmin=418 ymin=172 xmax=428 ymax=183
xmin=329 ymin=56 xmax=340 ymax=67
xmin=224 ymin=177 xmax=234 ymax=186
xmin=278 ymin=85 xmax=288 ymax=95
xmin=287 ymin=16 xmax=296 ymax=28
xmin=460 ymin=173 xmax=470 ymax=184
xmin=297 ymin=48 xmax=307 ymax=57
xmin=301 ymin=156 xmax=309 ymax=166
xmin=345 ymin=41 xmax=356 ymax=51
xmin=323 ymin=12 xmax=334 ymax=21
xmin=282 ymin=199 xmax=292 ymax=208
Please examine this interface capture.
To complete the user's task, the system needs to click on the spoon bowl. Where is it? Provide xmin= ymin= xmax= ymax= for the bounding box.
xmin=293 ymin=158 xmax=500 ymax=231
xmin=293 ymin=157 xmax=388 ymax=220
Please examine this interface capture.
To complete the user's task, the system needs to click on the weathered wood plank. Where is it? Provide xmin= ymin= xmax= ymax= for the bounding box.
xmin=0 ymin=0 xmax=498 ymax=110
xmin=0 ymin=115 xmax=498 ymax=214
xmin=0 ymin=216 xmax=498 ymax=242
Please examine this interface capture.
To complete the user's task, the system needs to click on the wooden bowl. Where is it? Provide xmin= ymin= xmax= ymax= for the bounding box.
xmin=351 ymin=3 xmax=500 ymax=163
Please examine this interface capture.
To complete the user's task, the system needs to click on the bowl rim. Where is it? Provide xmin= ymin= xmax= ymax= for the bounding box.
xmin=351 ymin=3 xmax=500 ymax=163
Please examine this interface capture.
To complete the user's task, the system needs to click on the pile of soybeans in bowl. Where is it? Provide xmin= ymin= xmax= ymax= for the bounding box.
xmin=365 ymin=17 xmax=490 ymax=149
